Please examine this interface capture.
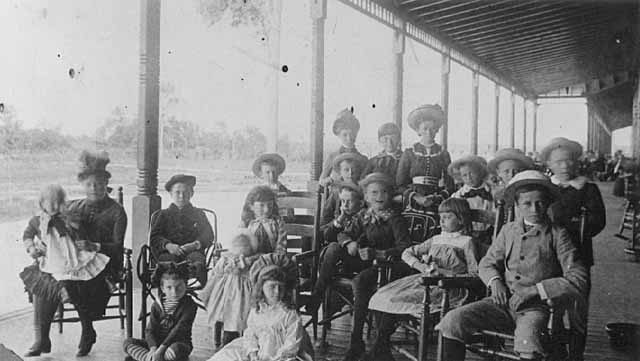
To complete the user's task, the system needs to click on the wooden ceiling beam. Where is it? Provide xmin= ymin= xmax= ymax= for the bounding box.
xmin=403 ymin=0 xmax=469 ymax=13
xmin=476 ymin=31 xmax=600 ymax=58
xmin=417 ymin=0 xmax=515 ymax=22
xmin=487 ymin=43 xmax=586 ymax=64
xmin=496 ymin=52 xmax=582 ymax=68
xmin=433 ymin=2 xmax=563 ymax=31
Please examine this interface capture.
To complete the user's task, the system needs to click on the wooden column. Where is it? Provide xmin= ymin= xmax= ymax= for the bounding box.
xmin=133 ymin=0 xmax=162 ymax=291
xmin=532 ymin=101 xmax=538 ymax=152
xmin=391 ymin=19 xmax=405 ymax=133
xmin=633 ymin=83 xmax=640 ymax=159
xmin=266 ymin=0 xmax=283 ymax=152
xmin=510 ymin=90 xmax=515 ymax=148
xmin=493 ymin=83 xmax=500 ymax=152
xmin=309 ymin=0 xmax=327 ymax=182
xmin=522 ymin=99 xmax=527 ymax=153
xmin=471 ymin=70 xmax=479 ymax=155
xmin=440 ymin=50 xmax=451 ymax=149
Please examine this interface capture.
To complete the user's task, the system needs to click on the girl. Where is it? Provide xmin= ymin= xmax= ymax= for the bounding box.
xmin=240 ymin=186 xmax=287 ymax=255
xmin=253 ymin=153 xmax=291 ymax=195
xmin=201 ymin=230 xmax=259 ymax=347
xmin=366 ymin=198 xmax=479 ymax=360
xmin=20 ymin=184 xmax=110 ymax=357
xmin=123 ymin=262 xmax=198 ymax=361
xmin=362 ymin=123 xmax=403 ymax=179
xmin=208 ymin=265 xmax=313 ymax=361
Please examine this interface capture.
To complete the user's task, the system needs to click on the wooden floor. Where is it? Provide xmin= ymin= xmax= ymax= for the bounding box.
xmin=1 ymin=182 xmax=639 ymax=361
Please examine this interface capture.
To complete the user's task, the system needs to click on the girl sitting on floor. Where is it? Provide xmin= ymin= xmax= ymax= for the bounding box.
xmin=201 ymin=230 xmax=259 ymax=347
xmin=240 ymin=186 xmax=287 ymax=255
xmin=208 ymin=265 xmax=313 ymax=361
xmin=366 ymin=198 xmax=479 ymax=361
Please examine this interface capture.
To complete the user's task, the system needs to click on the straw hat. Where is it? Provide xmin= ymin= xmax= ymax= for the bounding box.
xmin=252 ymin=153 xmax=286 ymax=177
xmin=503 ymin=170 xmax=560 ymax=204
xmin=539 ymin=137 xmax=583 ymax=163
xmin=487 ymin=148 xmax=535 ymax=174
xmin=332 ymin=152 xmax=365 ymax=172
xmin=407 ymin=104 xmax=445 ymax=131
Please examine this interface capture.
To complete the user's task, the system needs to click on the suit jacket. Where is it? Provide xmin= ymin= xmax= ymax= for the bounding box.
xmin=149 ymin=203 xmax=214 ymax=258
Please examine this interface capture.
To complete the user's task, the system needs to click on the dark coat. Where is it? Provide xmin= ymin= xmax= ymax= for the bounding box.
xmin=362 ymin=150 xmax=403 ymax=179
xmin=149 ymin=203 xmax=214 ymax=258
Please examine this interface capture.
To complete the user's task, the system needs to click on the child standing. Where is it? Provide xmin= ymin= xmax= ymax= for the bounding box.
xmin=123 ymin=262 xmax=198 ymax=361
xmin=201 ymin=230 xmax=259 ymax=347
xmin=208 ymin=265 xmax=314 ymax=361
xmin=487 ymin=148 xmax=534 ymax=205
xmin=241 ymin=186 xmax=287 ymax=255
xmin=366 ymin=198 xmax=479 ymax=360
xmin=21 ymin=184 xmax=110 ymax=357
xmin=362 ymin=123 xmax=403 ymax=179
xmin=252 ymin=153 xmax=291 ymax=195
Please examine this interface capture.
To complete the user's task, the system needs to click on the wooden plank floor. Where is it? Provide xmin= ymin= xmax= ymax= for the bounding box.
xmin=1 ymin=182 xmax=639 ymax=360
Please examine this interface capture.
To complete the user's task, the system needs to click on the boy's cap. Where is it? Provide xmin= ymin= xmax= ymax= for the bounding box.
xmin=165 ymin=174 xmax=196 ymax=192
xmin=539 ymin=137 xmax=583 ymax=163
xmin=377 ymin=122 xmax=401 ymax=138
xmin=407 ymin=104 xmax=445 ymax=132
xmin=504 ymin=170 xmax=560 ymax=203
xmin=487 ymin=148 xmax=535 ymax=174
xmin=447 ymin=154 xmax=488 ymax=178
xmin=252 ymin=153 xmax=286 ymax=177
xmin=359 ymin=172 xmax=395 ymax=191
xmin=332 ymin=152 xmax=366 ymax=172
xmin=332 ymin=108 xmax=360 ymax=135
xmin=336 ymin=180 xmax=363 ymax=197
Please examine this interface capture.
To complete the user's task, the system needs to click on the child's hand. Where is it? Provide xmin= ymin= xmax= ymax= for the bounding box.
xmin=26 ymin=246 xmax=42 ymax=259
xmin=414 ymin=262 xmax=431 ymax=274
xmin=165 ymin=243 xmax=185 ymax=256
xmin=358 ymin=247 xmax=375 ymax=261
xmin=345 ymin=241 xmax=358 ymax=256
xmin=152 ymin=346 xmax=166 ymax=361
xmin=489 ymin=279 xmax=509 ymax=306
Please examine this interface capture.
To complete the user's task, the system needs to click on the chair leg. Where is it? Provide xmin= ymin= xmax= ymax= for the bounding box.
xmin=119 ymin=282 xmax=125 ymax=330
xmin=56 ymin=303 xmax=63 ymax=334
xmin=366 ymin=312 xmax=373 ymax=339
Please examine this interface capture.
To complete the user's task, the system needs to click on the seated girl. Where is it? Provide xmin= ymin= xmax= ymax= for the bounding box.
xmin=124 ymin=262 xmax=198 ymax=361
xmin=366 ymin=198 xmax=479 ymax=361
xmin=150 ymin=174 xmax=215 ymax=286
xmin=240 ymin=186 xmax=287 ymax=255
xmin=201 ymin=230 xmax=259 ymax=347
xmin=208 ymin=265 xmax=313 ymax=361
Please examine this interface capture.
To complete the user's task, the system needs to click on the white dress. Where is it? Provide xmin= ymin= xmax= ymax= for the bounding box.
xmin=208 ymin=302 xmax=314 ymax=361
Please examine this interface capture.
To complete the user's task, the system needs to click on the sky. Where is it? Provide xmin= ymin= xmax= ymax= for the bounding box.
xmin=0 ymin=0 xmax=631 ymax=156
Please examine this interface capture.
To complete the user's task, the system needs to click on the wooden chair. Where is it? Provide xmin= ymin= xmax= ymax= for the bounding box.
xmin=614 ymin=176 xmax=640 ymax=257
xmin=276 ymin=189 xmax=323 ymax=339
xmin=136 ymin=207 xmax=220 ymax=336
xmin=55 ymin=186 xmax=134 ymax=338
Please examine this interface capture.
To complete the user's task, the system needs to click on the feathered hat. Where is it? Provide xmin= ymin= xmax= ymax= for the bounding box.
xmin=77 ymin=150 xmax=111 ymax=181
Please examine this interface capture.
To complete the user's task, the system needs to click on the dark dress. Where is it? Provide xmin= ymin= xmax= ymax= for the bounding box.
xmin=362 ymin=150 xmax=403 ymax=179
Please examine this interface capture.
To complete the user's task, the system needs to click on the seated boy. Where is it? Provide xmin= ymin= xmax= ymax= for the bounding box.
xmin=437 ymin=170 xmax=589 ymax=361
xmin=252 ymin=153 xmax=290 ymax=194
xmin=321 ymin=153 xmax=365 ymax=226
xmin=150 ymin=174 xmax=215 ymax=285
xmin=362 ymin=123 xmax=402 ymax=179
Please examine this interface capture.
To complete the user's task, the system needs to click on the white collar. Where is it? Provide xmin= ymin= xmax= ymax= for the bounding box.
xmin=550 ymin=175 xmax=587 ymax=190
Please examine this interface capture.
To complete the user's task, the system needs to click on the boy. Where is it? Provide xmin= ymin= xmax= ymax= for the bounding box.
xmin=150 ymin=174 xmax=215 ymax=285
xmin=362 ymin=123 xmax=403 ymax=179
xmin=252 ymin=153 xmax=290 ymax=194
xmin=437 ymin=170 xmax=589 ymax=361
xmin=124 ymin=262 xmax=197 ymax=361
xmin=321 ymin=153 xmax=365 ymax=226
xmin=319 ymin=108 xmax=368 ymax=187
xmin=487 ymin=148 xmax=535 ymax=204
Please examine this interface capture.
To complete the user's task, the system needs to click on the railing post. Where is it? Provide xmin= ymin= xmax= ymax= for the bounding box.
xmin=440 ymin=49 xmax=451 ymax=150
xmin=309 ymin=0 xmax=327 ymax=185
xmin=471 ymin=69 xmax=479 ymax=155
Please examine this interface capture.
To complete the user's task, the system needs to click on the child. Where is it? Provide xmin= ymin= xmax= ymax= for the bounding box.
xmin=321 ymin=152 xmax=366 ymax=226
xmin=396 ymin=104 xmax=454 ymax=212
xmin=124 ymin=262 xmax=198 ymax=361
xmin=319 ymin=108 xmax=368 ymax=187
xmin=252 ymin=153 xmax=291 ymax=194
xmin=449 ymin=155 xmax=494 ymax=240
xmin=487 ymin=148 xmax=534 ymax=204
xmin=201 ymin=230 xmax=258 ymax=347
xmin=362 ymin=123 xmax=403 ymax=179
xmin=437 ymin=170 xmax=589 ymax=361
xmin=366 ymin=198 xmax=479 ymax=360
xmin=208 ymin=265 xmax=314 ymax=361
xmin=150 ymin=174 xmax=215 ymax=286
xmin=21 ymin=184 xmax=110 ymax=357
xmin=240 ymin=186 xmax=287 ymax=255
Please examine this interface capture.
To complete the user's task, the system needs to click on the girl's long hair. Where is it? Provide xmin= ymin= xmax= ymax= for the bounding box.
xmin=438 ymin=197 xmax=473 ymax=235
xmin=251 ymin=265 xmax=294 ymax=312
xmin=240 ymin=185 xmax=279 ymax=226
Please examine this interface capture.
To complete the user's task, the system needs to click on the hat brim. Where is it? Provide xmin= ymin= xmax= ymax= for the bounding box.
xmin=252 ymin=154 xmax=286 ymax=177
xmin=503 ymin=179 xmax=560 ymax=204
xmin=448 ymin=156 xmax=488 ymax=178
xmin=407 ymin=107 xmax=445 ymax=131
xmin=359 ymin=173 xmax=395 ymax=191
xmin=487 ymin=153 xmax=534 ymax=174
xmin=78 ymin=170 xmax=111 ymax=181
xmin=332 ymin=153 xmax=365 ymax=171
xmin=165 ymin=175 xmax=196 ymax=192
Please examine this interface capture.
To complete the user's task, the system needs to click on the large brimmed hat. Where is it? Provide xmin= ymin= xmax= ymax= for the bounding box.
xmin=503 ymin=170 xmax=560 ymax=204
xmin=407 ymin=104 xmax=445 ymax=132
xmin=332 ymin=108 xmax=360 ymax=135
xmin=359 ymin=172 xmax=395 ymax=191
xmin=539 ymin=137 xmax=583 ymax=163
xmin=448 ymin=155 xmax=488 ymax=179
xmin=252 ymin=153 xmax=286 ymax=177
xmin=487 ymin=148 xmax=535 ymax=174
xmin=164 ymin=174 xmax=196 ymax=192
xmin=377 ymin=122 xmax=401 ymax=138
xmin=332 ymin=152 xmax=365 ymax=172
xmin=77 ymin=150 xmax=111 ymax=181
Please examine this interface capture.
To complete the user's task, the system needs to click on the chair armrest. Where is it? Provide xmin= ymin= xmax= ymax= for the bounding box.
xmin=292 ymin=250 xmax=317 ymax=263
xmin=421 ymin=275 xmax=484 ymax=290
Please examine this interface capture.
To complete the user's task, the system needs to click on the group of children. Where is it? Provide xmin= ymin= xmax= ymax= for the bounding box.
xmin=20 ymin=104 xmax=606 ymax=361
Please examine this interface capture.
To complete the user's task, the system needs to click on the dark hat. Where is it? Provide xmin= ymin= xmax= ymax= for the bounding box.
xmin=503 ymin=170 xmax=560 ymax=204
xmin=77 ymin=150 xmax=111 ymax=181
xmin=332 ymin=152 xmax=365 ymax=172
xmin=359 ymin=172 xmax=395 ymax=191
xmin=487 ymin=148 xmax=535 ymax=174
xmin=539 ymin=137 xmax=583 ymax=163
xmin=448 ymin=155 xmax=488 ymax=179
xmin=252 ymin=153 xmax=286 ymax=177
xmin=165 ymin=174 xmax=196 ymax=192
xmin=332 ymin=108 xmax=360 ymax=135
xmin=377 ymin=123 xmax=401 ymax=138
xmin=407 ymin=104 xmax=445 ymax=132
